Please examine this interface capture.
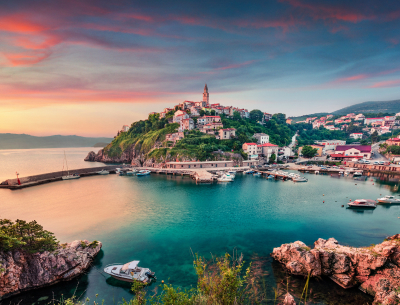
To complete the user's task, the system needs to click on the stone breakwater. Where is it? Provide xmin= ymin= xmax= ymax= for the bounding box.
xmin=271 ymin=235 xmax=400 ymax=305
xmin=0 ymin=240 xmax=102 ymax=300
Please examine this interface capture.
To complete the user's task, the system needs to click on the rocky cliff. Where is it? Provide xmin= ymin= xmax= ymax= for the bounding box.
xmin=271 ymin=235 xmax=400 ymax=305
xmin=0 ymin=240 xmax=102 ymax=300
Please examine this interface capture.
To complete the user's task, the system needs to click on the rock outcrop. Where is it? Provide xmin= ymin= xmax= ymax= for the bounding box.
xmin=0 ymin=240 xmax=102 ymax=300
xmin=271 ymin=235 xmax=400 ymax=305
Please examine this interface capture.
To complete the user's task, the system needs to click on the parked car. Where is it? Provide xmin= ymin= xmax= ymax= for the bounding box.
xmin=373 ymin=161 xmax=379 ymax=165
xmin=364 ymin=160 xmax=371 ymax=164
xmin=379 ymin=161 xmax=385 ymax=165
xmin=358 ymin=160 xmax=364 ymax=164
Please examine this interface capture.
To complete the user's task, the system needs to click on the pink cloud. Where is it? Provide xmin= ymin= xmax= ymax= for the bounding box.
xmin=369 ymin=79 xmax=400 ymax=88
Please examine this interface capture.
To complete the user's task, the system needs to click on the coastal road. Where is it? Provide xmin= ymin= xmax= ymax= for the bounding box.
xmin=371 ymin=142 xmax=388 ymax=161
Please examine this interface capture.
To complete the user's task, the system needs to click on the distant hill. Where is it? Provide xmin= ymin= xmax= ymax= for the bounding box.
xmin=332 ymin=100 xmax=400 ymax=115
xmin=0 ymin=134 xmax=113 ymax=150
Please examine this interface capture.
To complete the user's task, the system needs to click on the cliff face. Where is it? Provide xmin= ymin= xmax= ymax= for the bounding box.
xmin=0 ymin=240 xmax=102 ymax=300
xmin=271 ymin=235 xmax=400 ymax=305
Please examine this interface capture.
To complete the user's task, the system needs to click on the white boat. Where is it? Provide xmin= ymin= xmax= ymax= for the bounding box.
xmin=61 ymin=151 xmax=80 ymax=180
xmin=293 ymin=176 xmax=308 ymax=182
xmin=253 ymin=172 xmax=262 ymax=176
xmin=315 ymin=171 xmax=319 ymax=174
xmin=243 ymin=170 xmax=254 ymax=174
xmin=347 ymin=199 xmax=377 ymax=208
xmin=217 ymin=174 xmax=233 ymax=182
xmin=97 ymin=169 xmax=109 ymax=175
xmin=353 ymin=171 xmax=363 ymax=177
xmin=125 ymin=169 xmax=138 ymax=176
xmin=228 ymin=170 xmax=236 ymax=175
xmin=104 ymin=261 xmax=156 ymax=283
xmin=377 ymin=195 xmax=400 ymax=204
xmin=136 ymin=170 xmax=151 ymax=176
xmin=267 ymin=175 xmax=274 ymax=179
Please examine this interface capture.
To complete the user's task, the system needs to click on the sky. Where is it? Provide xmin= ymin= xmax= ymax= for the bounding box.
xmin=0 ymin=0 xmax=399 ymax=137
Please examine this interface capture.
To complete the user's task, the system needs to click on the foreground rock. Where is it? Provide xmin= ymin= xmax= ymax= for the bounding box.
xmin=0 ymin=240 xmax=102 ymax=300
xmin=271 ymin=235 xmax=400 ymax=305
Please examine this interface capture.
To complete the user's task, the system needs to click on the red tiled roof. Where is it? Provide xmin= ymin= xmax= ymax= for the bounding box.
xmin=244 ymin=143 xmax=257 ymax=145
xmin=366 ymin=117 xmax=384 ymax=120
xmin=335 ymin=145 xmax=371 ymax=152
xmin=260 ymin=143 xmax=278 ymax=147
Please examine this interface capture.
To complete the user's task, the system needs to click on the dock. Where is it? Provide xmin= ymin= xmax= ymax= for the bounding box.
xmin=0 ymin=165 xmax=128 ymax=190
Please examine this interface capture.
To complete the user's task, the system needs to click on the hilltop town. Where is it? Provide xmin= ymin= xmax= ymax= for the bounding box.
xmin=89 ymin=85 xmax=400 ymax=168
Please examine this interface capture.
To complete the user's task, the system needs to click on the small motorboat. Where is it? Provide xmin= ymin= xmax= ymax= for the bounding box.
xmin=377 ymin=195 xmax=400 ymax=204
xmin=62 ymin=173 xmax=80 ymax=180
xmin=97 ymin=169 xmax=110 ymax=175
xmin=126 ymin=169 xmax=138 ymax=176
xmin=228 ymin=170 xmax=237 ymax=175
xmin=293 ymin=176 xmax=308 ymax=182
xmin=347 ymin=199 xmax=377 ymax=209
xmin=243 ymin=170 xmax=254 ymax=174
xmin=353 ymin=171 xmax=363 ymax=177
xmin=104 ymin=261 xmax=156 ymax=283
xmin=217 ymin=174 xmax=233 ymax=182
xmin=136 ymin=170 xmax=151 ymax=176
xmin=267 ymin=175 xmax=274 ymax=179
xmin=253 ymin=172 xmax=262 ymax=176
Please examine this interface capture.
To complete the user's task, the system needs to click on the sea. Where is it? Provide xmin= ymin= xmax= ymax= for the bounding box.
xmin=1 ymin=147 xmax=400 ymax=304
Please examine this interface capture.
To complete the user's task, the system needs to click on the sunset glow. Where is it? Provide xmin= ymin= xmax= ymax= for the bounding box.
xmin=1 ymin=0 xmax=400 ymax=136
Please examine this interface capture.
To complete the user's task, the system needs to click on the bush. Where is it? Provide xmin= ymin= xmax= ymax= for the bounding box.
xmin=0 ymin=219 xmax=58 ymax=253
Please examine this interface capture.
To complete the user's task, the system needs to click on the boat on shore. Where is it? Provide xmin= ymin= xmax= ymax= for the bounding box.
xmin=104 ymin=261 xmax=156 ymax=284
xmin=347 ymin=199 xmax=377 ymax=209
xmin=136 ymin=170 xmax=151 ymax=176
xmin=377 ymin=195 xmax=400 ymax=204
xmin=217 ymin=174 xmax=234 ymax=182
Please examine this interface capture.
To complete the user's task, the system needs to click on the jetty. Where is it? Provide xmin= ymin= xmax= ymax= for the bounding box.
xmin=0 ymin=165 xmax=127 ymax=190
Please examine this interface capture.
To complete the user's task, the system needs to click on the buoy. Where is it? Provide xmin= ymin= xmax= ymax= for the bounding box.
xmin=323 ymin=201 xmax=325 ymax=203
xmin=349 ymin=199 xmax=352 ymax=201
xmin=162 ymin=280 xmax=164 ymax=284
xmin=323 ymin=194 xmax=325 ymax=196
xmin=341 ymin=205 xmax=344 ymax=207
xmin=373 ymin=183 xmax=374 ymax=185
xmin=355 ymin=184 xmax=357 ymax=185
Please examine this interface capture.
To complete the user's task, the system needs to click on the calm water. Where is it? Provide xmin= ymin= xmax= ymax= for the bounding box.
xmin=1 ymin=148 xmax=400 ymax=304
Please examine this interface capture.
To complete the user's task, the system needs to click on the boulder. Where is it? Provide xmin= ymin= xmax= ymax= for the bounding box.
xmin=271 ymin=235 xmax=400 ymax=304
xmin=0 ymin=240 xmax=102 ymax=300
xmin=283 ymin=292 xmax=296 ymax=305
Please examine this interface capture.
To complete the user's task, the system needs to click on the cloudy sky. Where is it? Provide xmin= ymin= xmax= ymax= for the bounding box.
xmin=0 ymin=0 xmax=399 ymax=136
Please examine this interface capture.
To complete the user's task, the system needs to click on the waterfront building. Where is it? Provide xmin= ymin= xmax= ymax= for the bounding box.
xmin=165 ymin=159 xmax=258 ymax=169
xmin=219 ymin=128 xmax=236 ymax=140
xmin=203 ymin=84 xmax=209 ymax=105
xmin=349 ymin=133 xmax=363 ymax=140
xmin=242 ymin=143 xmax=258 ymax=158
xmin=298 ymin=144 xmax=324 ymax=157
xmin=333 ymin=145 xmax=372 ymax=159
xmin=253 ymin=133 xmax=269 ymax=144
xmin=258 ymin=143 xmax=279 ymax=161
xmin=315 ymin=140 xmax=346 ymax=151
xmin=278 ymin=146 xmax=293 ymax=159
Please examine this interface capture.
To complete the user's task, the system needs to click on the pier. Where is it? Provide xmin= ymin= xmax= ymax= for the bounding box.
xmin=0 ymin=165 xmax=128 ymax=190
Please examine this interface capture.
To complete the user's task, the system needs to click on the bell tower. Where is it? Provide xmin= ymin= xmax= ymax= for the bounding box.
xmin=203 ymin=84 xmax=209 ymax=105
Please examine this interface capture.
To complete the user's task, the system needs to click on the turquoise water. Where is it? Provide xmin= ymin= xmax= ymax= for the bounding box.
xmin=1 ymin=149 xmax=400 ymax=304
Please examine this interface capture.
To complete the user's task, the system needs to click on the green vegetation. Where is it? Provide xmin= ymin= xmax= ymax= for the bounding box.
xmin=294 ymin=124 xmax=347 ymax=146
xmin=332 ymin=100 xmax=400 ymax=115
xmin=383 ymin=145 xmax=400 ymax=155
xmin=300 ymin=145 xmax=318 ymax=158
xmin=0 ymin=219 xmax=58 ymax=253
xmin=59 ymin=253 xmax=278 ymax=305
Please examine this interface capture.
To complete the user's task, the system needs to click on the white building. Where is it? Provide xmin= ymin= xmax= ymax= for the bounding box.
xmin=258 ymin=143 xmax=279 ymax=162
xmin=121 ymin=125 xmax=130 ymax=132
xmin=197 ymin=115 xmax=221 ymax=125
xmin=349 ymin=133 xmax=363 ymax=140
xmin=253 ymin=133 xmax=269 ymax=144
xmin=242 ymin=143 xmax=258 ymax=158
xmin=179 ymin=118 xmax=194 ymax=131
xmin=173 ymin=112 xmax=189 ymax=124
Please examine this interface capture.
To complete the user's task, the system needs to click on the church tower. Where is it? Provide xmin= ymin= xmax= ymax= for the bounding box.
xmin=203 ymin=84 xmax=209 ymax=105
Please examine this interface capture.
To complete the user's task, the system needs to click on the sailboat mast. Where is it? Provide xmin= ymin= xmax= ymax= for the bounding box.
xmin=64 ymin=151 xmax=70 ymax=176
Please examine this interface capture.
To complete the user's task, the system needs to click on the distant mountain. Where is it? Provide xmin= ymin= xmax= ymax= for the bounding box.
xmin=332 ymin=100 xmax=400 ymax=115
xmin=0 ymin=134 xmax=113 ymax=150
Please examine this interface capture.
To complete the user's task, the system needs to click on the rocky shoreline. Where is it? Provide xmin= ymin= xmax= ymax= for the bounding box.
xmin=271 ymin=235 xmax=400 ymax=304
xmin=0 ymin=240 xmax=102 ymax=300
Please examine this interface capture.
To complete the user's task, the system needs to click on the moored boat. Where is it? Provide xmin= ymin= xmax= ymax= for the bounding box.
xmin=243 ymin=170 xmax=254 ymax=174
xmin=293 ymin=176 xmax=308 ymax=182
xmin=253 ymin=172 xmax=262 ymax=176
xmin=217 ymin=174 xmax=233 ymax=182
xmin=136 ymin=170 xmax=151 ymax=176
xmin=97 ymin=169 xmax=110 ymax=175
xmin=62 ymin=173 xmax=80 ymax=180
xmin=377 ymin=195 xmax=400 ymax=204
xmin=347 ymin=199 xmax=377 ymax=208
xmin=104 ymin=261 xmax=156 ymax=283
xmin=353 ymin=171 xmax=363 ymax=177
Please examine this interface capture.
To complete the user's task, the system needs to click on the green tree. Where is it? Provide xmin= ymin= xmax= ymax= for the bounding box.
xmin=371 ymin=131 xmax=380 ymax=143
xmin=301 ymin=145 xmax=318 ymax=158
xmin=199 ymin=110 xmax=205 ymax=117
xmin=210 ymin=110 xmax=216 ymax=116
xmin=249 ymin=109 xmax=263 ymax=122
xmin=269 ymin=153 xmax=276 ymax=163
xmin=233 ymin=111 xmax=241 ymax=121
